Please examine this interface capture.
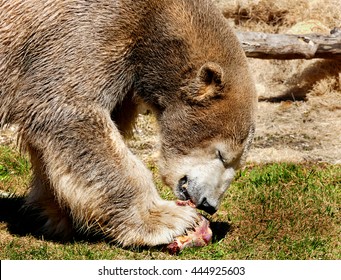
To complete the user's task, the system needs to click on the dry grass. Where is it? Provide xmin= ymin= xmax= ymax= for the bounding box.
xmin=214 ymin=0 xmax=341 ymax=32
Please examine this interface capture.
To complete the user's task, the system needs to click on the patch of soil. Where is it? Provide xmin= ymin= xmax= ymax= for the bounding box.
xmin=249 ymin=97 xmax=341 ymax=164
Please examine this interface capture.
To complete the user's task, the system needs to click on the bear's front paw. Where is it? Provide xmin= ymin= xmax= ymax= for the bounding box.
xmin=166 ymin=214 xmax=212 ymax=254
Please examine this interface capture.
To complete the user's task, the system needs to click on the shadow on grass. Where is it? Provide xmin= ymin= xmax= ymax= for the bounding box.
xmin=0 ymin=195 xmax=79 ymax=243
xmin=0 ymin=195 xmax=49 ymax=239
xmin=1 ymin=194 xmax=231 ymax=254
xmin=210 ymin=221 xmax=231 ymax=243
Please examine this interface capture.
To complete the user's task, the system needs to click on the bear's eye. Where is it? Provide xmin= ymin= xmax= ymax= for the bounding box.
xmin=217 ymin=150 xmax=228 ymax=166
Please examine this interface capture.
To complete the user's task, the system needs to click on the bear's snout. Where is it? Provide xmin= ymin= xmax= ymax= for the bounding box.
xmin=197 ymin=197 xmax=217 ymax=215
xmin=176 ymin=175 xmax=218 ymax=215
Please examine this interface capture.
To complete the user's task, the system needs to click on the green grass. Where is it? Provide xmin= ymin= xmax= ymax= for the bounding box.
xmin=0 ymin=146 xmax=30 ymax=195
xmin=0 ymin=145 xmax=340 ymax=259
xmin=0 ymin=146 xmax=30 ymax=180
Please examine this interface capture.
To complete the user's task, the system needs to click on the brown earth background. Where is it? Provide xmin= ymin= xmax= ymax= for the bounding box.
xmin=215 ymin=0 xmax=341 ymax=164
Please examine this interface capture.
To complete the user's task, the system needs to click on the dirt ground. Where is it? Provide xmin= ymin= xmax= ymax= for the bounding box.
xmin=246 ymin=56 xmax=341 ymax=164
xmin=1 ymin=0 xmax=340 ymax=164
xmin=215 ymin=0 xmax=341 ymax=164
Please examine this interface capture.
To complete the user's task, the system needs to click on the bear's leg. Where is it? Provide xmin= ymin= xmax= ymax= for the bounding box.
xmin=25 ymin=108 xmax=198 ymax=246
xmin=25 ymin=145 xmax=74 ymax=239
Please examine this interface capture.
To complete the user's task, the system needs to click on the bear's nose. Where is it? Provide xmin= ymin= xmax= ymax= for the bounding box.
xmin=197 ymin=198 xmax=217 ymax=215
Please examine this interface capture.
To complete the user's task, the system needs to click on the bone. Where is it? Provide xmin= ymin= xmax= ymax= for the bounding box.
xmin=166 ymin=201 xmax=213 ymax=254
xmin=176 ymin=199 xmax=195 ymax=208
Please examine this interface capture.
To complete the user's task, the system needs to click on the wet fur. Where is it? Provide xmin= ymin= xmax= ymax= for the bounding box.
xmin=0 ymin=0 xmax=256 ymax=246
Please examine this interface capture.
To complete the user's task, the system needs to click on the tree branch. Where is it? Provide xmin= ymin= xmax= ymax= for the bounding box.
xmin=236 ymin=30 xmax=341 ymax=60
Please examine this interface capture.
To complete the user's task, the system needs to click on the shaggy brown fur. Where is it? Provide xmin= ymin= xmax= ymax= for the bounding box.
xmin=0 ymin=0 xmax=256 ymax=246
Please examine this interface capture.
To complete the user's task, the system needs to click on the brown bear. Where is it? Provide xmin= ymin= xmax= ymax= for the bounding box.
xmin=0 ymin=0 xmax=257 ymax=247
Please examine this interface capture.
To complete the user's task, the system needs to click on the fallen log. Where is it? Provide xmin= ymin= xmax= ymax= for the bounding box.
xmin=236 ymin=29 xmax=341 ymax=60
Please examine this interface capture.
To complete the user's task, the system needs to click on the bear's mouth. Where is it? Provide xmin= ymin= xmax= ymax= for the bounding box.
xmin=177 ymin=176 xmax=192 ymax=201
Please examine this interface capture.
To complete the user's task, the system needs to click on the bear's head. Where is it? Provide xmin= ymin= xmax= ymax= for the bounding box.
xmin=158 ymin=60 xmax=257 ymax=215
xmin=129 ymin=0 xmax=257 ymax=215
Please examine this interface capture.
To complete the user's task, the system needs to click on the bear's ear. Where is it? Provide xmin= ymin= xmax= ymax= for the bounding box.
xmin=188 ymin=62 xmax=225 ymax=103
xmin=198 ymin=62 xmax=224 ymax=86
